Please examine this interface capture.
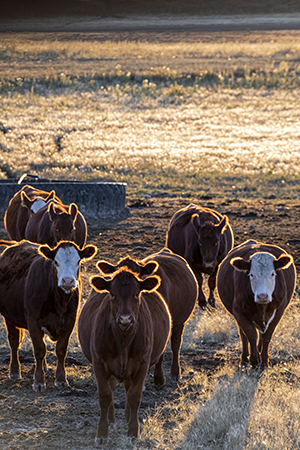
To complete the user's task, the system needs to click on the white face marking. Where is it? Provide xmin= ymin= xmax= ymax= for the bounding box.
xmin=249 ymin=253 xmax=276 ymax=303
xmin=31 ymin=197 xmax=46 ymax=213
xmin=54 ymin=246 xmax=80 ymax=292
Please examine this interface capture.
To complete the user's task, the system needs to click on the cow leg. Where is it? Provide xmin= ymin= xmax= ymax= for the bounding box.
xmin=207 ymin=270 xmax=217 ymax=308
xmin=5 ymin=319 xmax=24 ymax=380
xmin=260 ymin=312 xmax=282 ymax=368
xmin=190 ymin=266 xmax=206 ymax=308
xmin=55 ymin=307 xmax=78 ymax=388
xmin=124 ymin=362 xmax=148 ymax=438
xmin=94 ymin=363 xmax=114 ymax=444
xmin=170 ymin=323 xmax=185 ymax=379
xmin=237 ymin=325 xmax=250 ymax=367
xmin=235 ymin=315 xmax=260 ymax=367
xmin=154 ymin=353 xmax=165 ymax=387
xmin=29 ymin=326 xmax=47 ymax=391
xmin=108 ymin=376 xmax=116 ymax=424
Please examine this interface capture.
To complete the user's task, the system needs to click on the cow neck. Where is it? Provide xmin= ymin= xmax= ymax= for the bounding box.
xmin=253 ymin=302 xmax=275 ymax=333
xmin=110 ymin=321 xmax=137 ymax=382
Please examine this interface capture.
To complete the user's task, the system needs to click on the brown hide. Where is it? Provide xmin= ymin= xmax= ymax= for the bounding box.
xmin=0 ymin=240 xmax=97 ymax=390
xmin=4 ymin=185 xmax=61 ymax=240
xmin=217 ymin=239 xmax=296 ymax=368
xmin=24 ymin=201 xmax=87 ymax=248
xmin=96 ymin=247 xmax=198 ymax=379
xmin=166 ymin=203 xmax=234 ymax=308
xmin=78 ymin=263 xmax=171 ymax=442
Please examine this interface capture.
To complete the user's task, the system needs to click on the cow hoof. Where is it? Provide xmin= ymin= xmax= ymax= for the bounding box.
xmin=32 ymin=382 xmax=45 ymax=392
xmin=9 ymin=374 xmax=21 ymax=380
xmin=95 ymin=437 xmax=108 ymax=446
xmin=56 ymin=381 xmax=70 ymax=389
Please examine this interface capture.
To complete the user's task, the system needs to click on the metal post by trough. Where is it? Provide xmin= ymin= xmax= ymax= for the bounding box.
xmin=0 ymin=177 xmax=129 ymax=223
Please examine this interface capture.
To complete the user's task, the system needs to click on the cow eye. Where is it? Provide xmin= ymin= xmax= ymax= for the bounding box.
xmin=54 ymin=260 xmax=59 ymax=267
xmin=249 ymin=273 xmax=255 ymax=278
xmin=271 ymin=272 xmax=276 ymax=277
xmin=214 ymin=242 xmax=218 ymax=246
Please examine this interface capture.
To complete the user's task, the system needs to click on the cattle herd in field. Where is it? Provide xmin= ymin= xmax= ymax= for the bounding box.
xmin=0 ymin=185 xmax=296 ymax=445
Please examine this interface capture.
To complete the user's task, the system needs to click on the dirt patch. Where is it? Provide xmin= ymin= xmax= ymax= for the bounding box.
xmin=0 ymin=194 xmax=299 ymax=449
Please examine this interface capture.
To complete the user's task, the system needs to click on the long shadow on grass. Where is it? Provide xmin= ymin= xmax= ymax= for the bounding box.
xmin=176 ymin=369 xmax=260 ymax=450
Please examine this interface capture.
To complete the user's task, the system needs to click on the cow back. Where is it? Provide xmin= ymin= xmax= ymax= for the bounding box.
xmin=144 ymin=248 xmax=197 ymax=326
xmin=0 ymin=241 xmax=40 ymax=327
xmin=4 ymin=185 xmax=62 ymax=240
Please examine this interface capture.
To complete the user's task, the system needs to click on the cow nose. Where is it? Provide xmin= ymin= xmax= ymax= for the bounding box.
xmin=117 ymin=315 xmax=134 ymax=330
xmin=256 ymin=293 xmax=269 ymax=304
xmin=204 ymin=262 xmax=214 ymax=268
xmin=61 ymin=277 xmax=76 ymax=290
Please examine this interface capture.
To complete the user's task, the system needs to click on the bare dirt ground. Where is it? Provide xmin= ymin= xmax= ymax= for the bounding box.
xmin=0 ymin=194 xmax=300 ymax=449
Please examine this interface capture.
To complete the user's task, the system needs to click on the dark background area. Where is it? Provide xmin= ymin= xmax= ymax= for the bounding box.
xmin=2 ymin=0 xmax=300 ymax=20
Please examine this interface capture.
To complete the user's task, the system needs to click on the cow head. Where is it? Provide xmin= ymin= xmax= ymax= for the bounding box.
xmin=90 ymin=267 xmax=160 ymax=331
xmin=48 ymin=202 xmax=78 ymax=245
xmin=21 ymin=192 xmax=45 ymax=217
xmin=230 ymin=252 xmax=293 ymax=304
xmin=21 ymin=190 xmax=56 ymax=215
xmin=191 ymin=214 xmax=228 ymax=268
xmin=96 ymin=257 xmax=158 ymax=278
xmin=39 ymin=242 xmax=97 ymax=293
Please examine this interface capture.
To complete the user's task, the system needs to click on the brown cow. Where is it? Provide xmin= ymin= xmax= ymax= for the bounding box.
xmin=217 ymin=239 xmax=296 ymax=368
xmin=78 ymin=262 xmax=171 ymax=443
xmin=4 ymin=185 xmax=61 ymax=241
xmin=0 ymin=239 xmax=97 ymax=390
xmin=166 ymin=203 xmax=234 ymax=308
xmin=96 ymin=247 xmax=198 ymax=380
xmin=24 ymin=201 xmax=87 ymax=248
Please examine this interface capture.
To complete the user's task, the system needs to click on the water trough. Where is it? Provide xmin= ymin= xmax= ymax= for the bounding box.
xmin=0 ymin=176 xmax=129 ymax=222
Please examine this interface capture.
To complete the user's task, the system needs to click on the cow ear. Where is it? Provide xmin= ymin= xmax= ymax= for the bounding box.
xmin=79 ymin=245 xmax=97 ymax=262
xmin=69 ymin=203 xmax=78 ymax=221
xmin=230 ymin=257 xmax=251 ymax=272
xmin=217 ymin=215 xmax=228 ymax=233
xmin=47 ymin=202 xmax=57 ymax=221
xmin=38 ymin=244 xmax=56 ymax=260
xmin=274 ymin=254 xmax=293 ymax=271
xmin=140 ymin=261 xmax=159 ymax=276
xmin=90 ymin=275 xmax=110 ymax=292
xmin=45 ymin=190 xmax=56 ymax=202
xmin=140 ymin=275 xmax=161 ymax=292
xmin=21 ymin=191 xmax=34 ymax=209
xmin=191 ymin=213 xmax=200 ymax=230
xmin=97 ymin=260 xmax=117 ymax=274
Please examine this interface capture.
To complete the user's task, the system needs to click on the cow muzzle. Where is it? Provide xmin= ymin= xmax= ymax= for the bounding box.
xmin=59 ymin=277 xmax=77 ymax=293
xmin=117 ymin=314 xmax=135 ymax=331
xmin=255 ymin=293 xmax=271 ymax=304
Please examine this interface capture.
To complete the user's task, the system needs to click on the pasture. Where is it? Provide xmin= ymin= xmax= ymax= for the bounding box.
xmin=1 ymin=27 xmax=300 ymax=449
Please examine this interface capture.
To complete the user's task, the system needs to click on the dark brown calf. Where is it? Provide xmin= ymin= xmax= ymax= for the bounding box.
xmin=97 ymin=247 xmax=198 ymax=380
xmin=166 ymin=203 xmax=234 ymax=308
xmin=24 ymin=201 xmax=87 ymax=248
xmin=0 ymin=239 xmax=97 ymax=390
xmin=217 ymin=239 xmax=296 ymax=368
xmin=78 ymin=262 xmax=171 ymax=443
xmin=4 ymin=185 xmax=61 ymax=241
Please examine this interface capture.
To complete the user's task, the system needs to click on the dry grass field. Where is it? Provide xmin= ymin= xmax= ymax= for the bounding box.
xmin=1 ymin=24 xmax=300 ymax=450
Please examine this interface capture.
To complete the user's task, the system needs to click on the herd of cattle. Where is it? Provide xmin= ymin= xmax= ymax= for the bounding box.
xmin=0 ymin=184 xmax=296 ymax=444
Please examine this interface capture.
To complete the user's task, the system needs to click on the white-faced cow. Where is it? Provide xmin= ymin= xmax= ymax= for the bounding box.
xmin=217 ymin=239 xmax=296 ymax=368
xmin=0 ymin=239 xmax=97 ymax=391
xmin=166 ymin=204 xmax=234 ymax=308
xmin=24 ymin=201 xmax=87 ymax=249
xmin=4 ymin=185 xmax=61 ymax=241
xmin=96 ymin=247 xmax=198 ymax=380
xmin=78 ymin=261 xmax=171 ymax=443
